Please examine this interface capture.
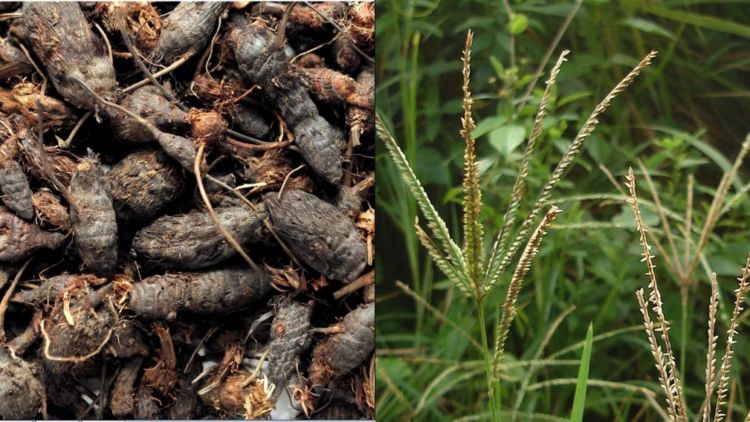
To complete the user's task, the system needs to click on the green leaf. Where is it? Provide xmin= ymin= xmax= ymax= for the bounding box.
xmin=619 ymin=17 xmax=675 ymax=39
xmin=648 ymin=5 xmax=750 ymax=39
xmin=490 ymin=125 xmax=526 ymax=158
xmin=415 ymin=147 xmax=451 ymax=186
xmin=509 ymin=13 xmax=529 ymax=34
xmin=473 ymin=116 xmax=507 ymax=139
xmin=570 ymin=323 xmax=593 ymax=422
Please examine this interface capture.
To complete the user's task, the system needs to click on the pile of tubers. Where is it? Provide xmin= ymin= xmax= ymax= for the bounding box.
xmin=0 ymin=2 xmax=374 ymax=420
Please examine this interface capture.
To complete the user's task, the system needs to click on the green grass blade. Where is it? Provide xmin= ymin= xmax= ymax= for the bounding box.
xmin=570 ymin=323 xmax=593 ymax=422
xmin=376 ymin=114 xmax=469 ymax=287
xmin=648 ymin=5 xmax=750 ymax=39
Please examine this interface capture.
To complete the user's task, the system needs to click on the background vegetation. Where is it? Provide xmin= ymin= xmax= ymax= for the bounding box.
xmin=375 ymin=1 xmax=750 ymax=420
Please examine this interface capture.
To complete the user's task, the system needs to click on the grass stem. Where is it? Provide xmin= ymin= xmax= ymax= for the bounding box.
xmin=477 ymin=300 xmax=500 ymax=420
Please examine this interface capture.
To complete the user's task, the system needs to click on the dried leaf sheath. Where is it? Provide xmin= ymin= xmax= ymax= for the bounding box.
xmin=459 ymin=30 xmax=484 ymax=294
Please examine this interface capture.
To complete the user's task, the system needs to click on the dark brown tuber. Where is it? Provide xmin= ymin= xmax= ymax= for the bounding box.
xmin=128 ymin=267 xmax=272 ymax=320
xmin=107 ymin=148 xmax=186 ymax=223
xmin=23 ymin=2 xmax=117 ymax=109
xmin=265 ymin=189 xmax=366 ymax=283
xmin=69 ymin=159 xmax=118 ymax=277
xmin=0 ymin=206 xmax=64 ymax=262
xmin=133 ymin=205 xmax=265 ymax=270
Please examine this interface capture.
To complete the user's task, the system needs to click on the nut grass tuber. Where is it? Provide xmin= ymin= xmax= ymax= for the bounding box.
xmin=23 ymin=2 xmax=116 ymax=109
xmin=110 ymin=85 xmax=188 ymax=144
xmin=109 ymin=357 xmax=142 ymax=418
xmin=12 ymin=273 xmax=104 ymax=306
xmin=69 ymin=159 xmax=118 ymax=277
xmin=0 ymin=158 xmax=34 ymax=219
xmin=0 ymin=206 xmax=64 ymax=262
xmin=227 ymin=19 xmax=344 ymax=184
xmin=266 ymin=296 xmax=313 ymax=401
xmin=303 ymin=67 xmax=374 ymax=109
xmin=133 ymin=205 xmax=265 ymax=270
xmin=31 ymin=188 xmax=69 ymax=230
xmin=309 ymin=303 xmax=374 ymax=387
xmin=346 ymin=67 xmax=374 ymax=148
xmin=265 ymin=189 xmax=366 ymax=283
xmin=0 ymin=346 xmax=45 ymax=418
xmin=152 ymin=2 xmax=227 ymax=64
xmin=40 ymin=283 xmax=116 ymax=374
xmin=72 ymin=77 xmax=201 ymax=173
xmin=128 ymin=267 xmax=272 ymax=320
xmin=107 ymin=149 xmax=186 ymax=223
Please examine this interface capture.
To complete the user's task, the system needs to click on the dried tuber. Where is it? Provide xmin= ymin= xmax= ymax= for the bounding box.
xmin=69 ymin=159 xmax=118 ymax=277
xmin=227 ymin=19 xmax=344 ymax=184
xmin=309 ymin=303 xmax=374 ymax=387
xmin=133 ymin=205 xmax=264 ymax=270
xmin=265 ymin=189 xmax=366 ymax=283
xmin=23 ymin=2 xmax=116 ymax=109
xmin=109 ymin=357 xmax=142 ymax=418
xmin=152 ymin=2 xmax=227 ymax=64
xmin=110 ymin=85 xmax=189 ymax=144
xmin=107 ymin=148 xmax=186 ymax=223
xmin=0 ymin=158 xmax=34 ymax=219
xmin=303 ymin=67 xmax=374 ymax=109
xmin=128 ymin=267 xmax=272 ymax=320
xmin=0 ymin=206 xmax=64 ymax=262
xmin=0 ymin=346 xmax=45 ymax=419
xmin=0 ymin=3 xmax=374 ymax=418
xmin=266 ymin=295 xmax=313 ymax=400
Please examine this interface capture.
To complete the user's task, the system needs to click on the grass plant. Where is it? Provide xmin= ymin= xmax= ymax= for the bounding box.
xmin=377 ymin=29 xmax=655 ymax=419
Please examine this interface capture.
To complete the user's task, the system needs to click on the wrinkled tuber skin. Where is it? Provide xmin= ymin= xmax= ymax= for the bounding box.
xmin=133 ymin=205 xmax=265 ymax=270
xmin=349 ymin=3 xmax=374 ymax=55
xmin=0 ymin=206 xmax=65 ymax=262
xmin=69 ymin=160 xmax=118 ymax=277
xmin=20 ymin=132 xmax=79 ymax=187
xmin=265 ymin=190 xmax=366 ymax=283
xmin=0 ymin=347 xmax=44 ymax=419
xmin=111 ymin=85 xmax=189 ymax=144
xmin=0 ymin=39 xmax=32 ymax=80
xmin=253 ymin=2 xmax=347 ymax=30
xmin=266 ymin=296 xmax=313 ymax=401
xmin=129 ymin=267 xmax=272 ymax=320
xmin=31 ymin=188 xmax=70 ymax=230
xmin=333 ymin=185 xmax=363 ymax=220
xmin=42 ymin=284 xmax=116 ymax=375
xmin=12 ymin=273 xmax=104 ymax=306
xmin=109 ymin=357 xmax=143 ymax=418
xmin=309 ymin=304 xmax=374 ymax=386
xmin=303 ymin=67 xmax=374 ymax=109
xmin=152 ymin=2 xmax=227 ymax=63
xmin=108 ymin=319 xmax=149 ymax=358
xmin=0 ymin=83 xmax=76 ymax=131
xmin=346 ymin=67 xmax=375 ymax=147
xmin=233 ymin=103 xmax=272 ymax=139
xmin=0 ymin=158 xmax=34 ymax=219
xmin=23 ymin=2 xmax=117 ymax=109
xmin=134 ymin=384 xmax=161 ymax=419
xmin=333 ymin=37 xmax=361 ymax=74
xmin=107 ymin=149 xmax=186 ymax=223
xmin=227 ymin=20 xmax=344 ymax=184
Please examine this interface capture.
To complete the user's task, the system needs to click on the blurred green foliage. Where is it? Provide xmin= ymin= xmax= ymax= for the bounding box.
xmin=376 ymin=0 xmax=750 ymax=420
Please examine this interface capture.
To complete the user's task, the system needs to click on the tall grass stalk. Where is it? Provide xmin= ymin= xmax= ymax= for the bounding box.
xmin=378 ymin=29 xmax=655 ymax=419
